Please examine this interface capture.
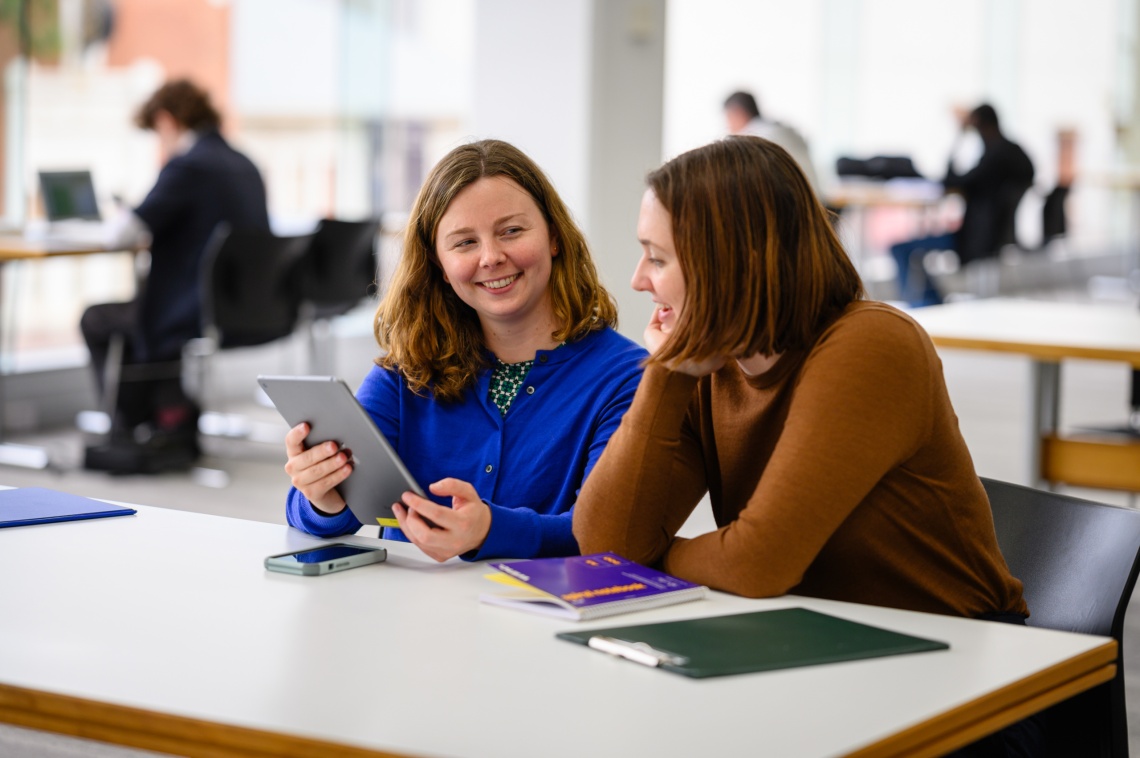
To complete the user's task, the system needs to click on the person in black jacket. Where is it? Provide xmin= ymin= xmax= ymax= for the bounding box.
xmin=81 ymin=79 xmax=270 ymax=469
xmin=890 ymin=104 xmax=1035 ymax=307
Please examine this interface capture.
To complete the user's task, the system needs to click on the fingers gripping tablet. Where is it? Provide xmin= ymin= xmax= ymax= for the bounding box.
xmin=259 ymin=375 xmax=426 ymax=528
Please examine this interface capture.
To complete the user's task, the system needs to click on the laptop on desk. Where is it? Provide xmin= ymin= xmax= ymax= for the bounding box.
xmin=35 ymin=170 xmax=112 ymax=246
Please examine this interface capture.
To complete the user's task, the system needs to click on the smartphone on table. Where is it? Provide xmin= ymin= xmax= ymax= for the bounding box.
xmin=265 ymin=543 xmax=387 ymax=576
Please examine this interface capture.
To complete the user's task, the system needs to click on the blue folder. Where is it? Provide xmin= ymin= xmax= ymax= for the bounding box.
xmin=0 ymin=487 xmax=136 ymax=528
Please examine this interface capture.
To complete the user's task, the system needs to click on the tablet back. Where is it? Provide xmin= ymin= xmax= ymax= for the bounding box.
xmin=258 ymin=375 xmax=424 ymax=528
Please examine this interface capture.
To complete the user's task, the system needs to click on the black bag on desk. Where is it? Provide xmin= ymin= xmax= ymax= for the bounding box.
xmin=836 ymin=155 xmax=925 ymax=180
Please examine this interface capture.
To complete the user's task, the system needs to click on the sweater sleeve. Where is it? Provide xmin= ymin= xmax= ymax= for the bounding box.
xmin=660 ymin=314 xmax=934 ymax=597
xmin=573 ymin=364 xmax=710 ymax=564
xmin=285 ymin=487 xmax=362 ymax=537
xmin=470 ymin=364 xmax=645 ymax=561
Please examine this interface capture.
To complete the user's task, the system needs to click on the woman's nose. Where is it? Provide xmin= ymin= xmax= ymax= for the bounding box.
xmin=630 ymin=261 xmax=650 ymax=292
xmin=480 ymin=241 xmax=506 ymax=267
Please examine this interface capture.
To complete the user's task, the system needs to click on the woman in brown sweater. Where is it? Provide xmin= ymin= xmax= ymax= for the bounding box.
xmin=573 ymin=136 xmax=1027 ymax=621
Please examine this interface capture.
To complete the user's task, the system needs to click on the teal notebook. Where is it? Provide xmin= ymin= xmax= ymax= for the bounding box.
xmin=556 ymin=607 xmax=949 ymax=678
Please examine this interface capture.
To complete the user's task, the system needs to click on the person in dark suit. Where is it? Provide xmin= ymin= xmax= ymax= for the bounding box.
xmin=81 ymin=79 xmax=270 ymax=470
xmin=890 ymin=104 xmax=1035 ymax=307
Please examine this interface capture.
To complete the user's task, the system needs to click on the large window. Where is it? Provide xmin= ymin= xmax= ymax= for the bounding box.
xmin=664 ymin=0 xmax=1132 ymax=256
xmin=0 ymin=0 xmax=473 ymax=371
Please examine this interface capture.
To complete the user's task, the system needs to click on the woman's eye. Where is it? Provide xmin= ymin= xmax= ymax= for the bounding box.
xmin=455 ymin=239 xmax=475 ymax=248
xmin=648 ymin=257 xmax=664 ymax=267
xmin=502 ymin=227 xmax=522 ymax=236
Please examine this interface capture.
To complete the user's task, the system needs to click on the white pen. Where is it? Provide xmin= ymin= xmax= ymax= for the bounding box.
xmin=588 ymin=636 xmax=662 ymax=666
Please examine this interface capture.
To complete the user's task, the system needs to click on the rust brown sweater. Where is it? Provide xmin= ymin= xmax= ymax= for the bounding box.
xmin=574 ymin=301 xmax=1027 ymax=618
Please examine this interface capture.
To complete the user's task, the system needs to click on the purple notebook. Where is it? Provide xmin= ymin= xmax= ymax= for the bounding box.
xmin=0 ymin=487 xmax=136 ymax=528
xmin=482 ymin=552 xmax=708 ymax=620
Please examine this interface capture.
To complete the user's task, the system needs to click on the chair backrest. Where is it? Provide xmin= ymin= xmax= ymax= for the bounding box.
xmin=993 ymin=180 xmax=1032 ymax=252
xmin=1041 ymin=185 xmax=1069 ymax=245
xmin=199 ymin=226 xmax=314 ymax=349
xmin=983 ymin=477 xmax=1140 ymax=758
xmin=984 ymin=477 xmax=1140 ymax=639
xmin=299 ymin=218 xmax=380 ymax=317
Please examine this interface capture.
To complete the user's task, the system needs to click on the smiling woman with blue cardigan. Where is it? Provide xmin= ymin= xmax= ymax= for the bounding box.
xmin=284 ymin=140 xmax=645 ymax=562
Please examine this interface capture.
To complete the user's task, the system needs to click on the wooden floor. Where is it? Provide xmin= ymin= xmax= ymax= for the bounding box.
xmin=0 ymin=338 xmax=1137 ymax=756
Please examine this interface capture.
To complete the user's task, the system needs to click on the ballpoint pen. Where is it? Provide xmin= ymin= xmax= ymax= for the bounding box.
xmin=587 ymin=636 xmax=689 ymax=668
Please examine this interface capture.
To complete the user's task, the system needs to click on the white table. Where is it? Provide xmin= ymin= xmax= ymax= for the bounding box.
xmin=910 ymin=298 xmax=1140 ymax=491
xmin=0 ymin=501 xmax=1116 ymax=758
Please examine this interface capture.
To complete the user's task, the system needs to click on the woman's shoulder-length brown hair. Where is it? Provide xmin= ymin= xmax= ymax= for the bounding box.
xmin=647 ymin=136 xmax=863 ymax=369
xmin=374 ymin=138 xmax=619 ymax=402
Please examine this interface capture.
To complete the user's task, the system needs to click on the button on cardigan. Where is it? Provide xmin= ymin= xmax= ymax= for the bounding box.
xmin=286 ymin=326 xmax=647 ymax=560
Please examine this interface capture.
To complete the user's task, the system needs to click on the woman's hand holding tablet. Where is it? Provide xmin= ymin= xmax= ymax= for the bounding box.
xmin=283 ymin=422 xmax=351 ymax=516
xmin=260 ymin=375 xmax=426 ymax=528
xmin=394 ymin=478 xmax=492 ymax=562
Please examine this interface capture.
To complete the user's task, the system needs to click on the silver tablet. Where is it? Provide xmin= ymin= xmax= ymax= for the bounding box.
xmin=258 ymin=375 xmax=425 ymax=528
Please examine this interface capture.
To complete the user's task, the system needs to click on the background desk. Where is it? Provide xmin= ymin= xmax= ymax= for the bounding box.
xmin=826 ymin=179 xmax=946 ymax=279
xmin=0 ymin=501 xmax=1115 ymax=758
xmin=910 ymin=298 xmax=1140 ymax=491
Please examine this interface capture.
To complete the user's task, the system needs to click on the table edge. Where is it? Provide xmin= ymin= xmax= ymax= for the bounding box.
xmin=928 ymin=335 xmax=1140 ymax=366
xmin=0 ymin=681 xmax=415 ymax=758
xmin=0 ymin=639 xmax=1117 ymax=758
xmin=845 ymin=640 xmax=1118 ymax=758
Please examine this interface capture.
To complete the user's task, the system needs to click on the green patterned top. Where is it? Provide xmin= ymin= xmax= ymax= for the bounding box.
xmin=489 ymin=357 xmax=535 ymax=416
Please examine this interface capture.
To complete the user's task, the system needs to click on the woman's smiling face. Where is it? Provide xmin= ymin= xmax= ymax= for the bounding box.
xmin=435 ymin=176 xmax=558 ymax=333
xmin=632 ymin=188 xmax=685 ymax=333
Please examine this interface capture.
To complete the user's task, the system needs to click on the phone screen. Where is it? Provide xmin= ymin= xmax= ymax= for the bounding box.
xmin=277 ymin=544 xmax=379 ymax=564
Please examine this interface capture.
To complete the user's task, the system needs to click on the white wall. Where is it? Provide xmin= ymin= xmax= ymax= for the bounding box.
xmin=586 ymin=0 xmax=666 ymax=337
xmin=471 ymin=1 xmax=594 ymax=222
xmin=471 ymin=0 xmax=665 ymax=342
xmin=230 ymin=0 xmax=340 ymax=118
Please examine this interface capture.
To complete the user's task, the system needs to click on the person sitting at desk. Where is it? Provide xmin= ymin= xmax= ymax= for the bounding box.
xmin=284 ymin=139 xmax=646 ymax=562
xmin=81 ymin=79 xmax=270 ymax=471
xmin=574 ymin=136 xmax=1038 ymax=755
xmin=889 ymin=103 xmax=1035 ymax=307
xmin=574 ymin=137 xmax=1028 ymax=617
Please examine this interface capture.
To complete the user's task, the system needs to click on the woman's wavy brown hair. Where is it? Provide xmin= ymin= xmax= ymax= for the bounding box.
xmin=646 ymin=136 xmax=864 ymax=368
xmin=375 ymin=139 xmax=618 ymax=402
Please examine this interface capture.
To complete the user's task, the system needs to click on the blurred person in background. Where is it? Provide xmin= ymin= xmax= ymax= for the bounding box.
xmin=724 ymin=90 xmax=820 ymax=196
xmin=81 ymin=78 xmax=270 ymax=472
xmin=889 ymin=103 xmax=1035 ymax=307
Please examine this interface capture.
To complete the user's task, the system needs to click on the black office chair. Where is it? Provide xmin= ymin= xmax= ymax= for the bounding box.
xmin=295 ymin=218 xmax=380 ymax=375
xmin=83 ymin=227 xmax=312 ymax=470
xmin=1041 ymin=185 xmax=1069 ymax=246
xmin=1132 ymin=370 xmax=1140 ymax=434
xmin=983 ymin=477 xmax=1140 ymax=757
xmin=184 ymin=226 xmax=314 ymax=429
xmin=924 ymin=181 xmax=1032 ymax=301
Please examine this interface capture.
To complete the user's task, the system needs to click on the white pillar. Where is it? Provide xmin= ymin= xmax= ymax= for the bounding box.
xmin=472 ymin=0 xmax=666 ymax=343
